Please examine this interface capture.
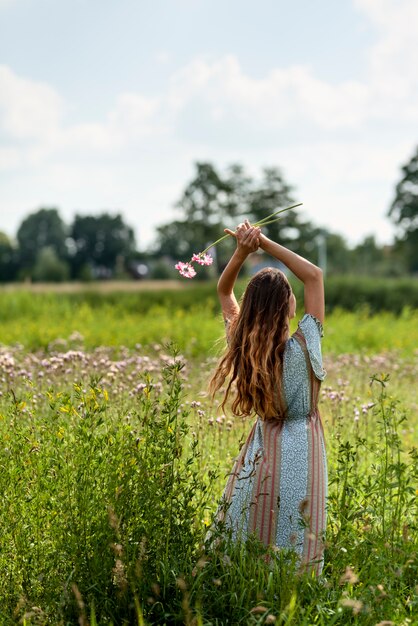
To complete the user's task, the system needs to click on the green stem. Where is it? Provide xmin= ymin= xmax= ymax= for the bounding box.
xmin=200 ymin=202 xmax=302 ymax=254
xmin=253 ymin=202 xmax=303 ymax=226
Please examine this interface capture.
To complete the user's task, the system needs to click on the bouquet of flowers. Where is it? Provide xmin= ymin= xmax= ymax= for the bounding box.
xmin=175 ymin=203 xmax=302 ymax=278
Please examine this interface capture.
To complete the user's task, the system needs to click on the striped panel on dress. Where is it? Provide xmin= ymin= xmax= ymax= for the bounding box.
xmin=248 ymin=419 xmax=283 ymax=545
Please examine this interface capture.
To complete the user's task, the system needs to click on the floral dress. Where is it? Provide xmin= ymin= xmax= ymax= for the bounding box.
xmin=219 ymin=313 xmax=327 ymax=574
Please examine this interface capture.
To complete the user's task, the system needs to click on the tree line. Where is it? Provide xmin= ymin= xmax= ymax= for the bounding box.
xmin=0 ymin=212 xmax=137 ymax=282
xmin=0 ymin=146 xmax=417 ymax=282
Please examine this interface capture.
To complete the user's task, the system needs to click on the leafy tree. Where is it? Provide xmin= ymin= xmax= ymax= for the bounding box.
xmin=323 ymin=232 xmax=351 ymax=275
xmin=32 ymin=246 xmax=70 ymax=282
xmin=389 ymin=147 xmax=418 ymax=272
xmin=156 ymin=163 xmax=240 ymax=271
xmin=17 ymin=208 xmax=68 ymax=275
xmin=156 ymin=161 xmax=387 ymax=278
xmin=155 ymin=162 xmax=298 ymax=272
xmin=69 ymin=213 xmax=136 ymax=278
xmin=247 ymin=166 xmax=295 ymax=243
xmin=0 ymin=232 xmax=18 ymax=282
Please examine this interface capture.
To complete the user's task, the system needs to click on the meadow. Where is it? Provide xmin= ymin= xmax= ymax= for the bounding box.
xmin=0 ymin=284 xmax=417 ymax=625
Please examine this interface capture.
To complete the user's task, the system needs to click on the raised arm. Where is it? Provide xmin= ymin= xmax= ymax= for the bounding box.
xmin=259 ymin=233 xmax=324 ymax=323
xmin=217 ymin=223 xmax=260 ymax=321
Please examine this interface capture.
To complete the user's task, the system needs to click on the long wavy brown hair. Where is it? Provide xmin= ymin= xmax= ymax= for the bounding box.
xmin=209 ymin=267 xmax=292 ymax=420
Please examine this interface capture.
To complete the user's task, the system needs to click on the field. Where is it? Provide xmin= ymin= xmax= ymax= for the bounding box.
xmin=0 ymin=285 xmax=417 ymax=625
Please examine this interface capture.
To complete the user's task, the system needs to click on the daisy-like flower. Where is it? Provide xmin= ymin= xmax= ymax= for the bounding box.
xmin=191 ymin=253 xmax=214 ymax=266
xmin=174 ymin=262 xmax=196 ymax=278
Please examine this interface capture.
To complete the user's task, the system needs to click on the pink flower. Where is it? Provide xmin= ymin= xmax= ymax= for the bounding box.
xmin=191 ymin=253 xmax=214 ymax=266
xmin=175 ymin=261 xmax=196 ymax=278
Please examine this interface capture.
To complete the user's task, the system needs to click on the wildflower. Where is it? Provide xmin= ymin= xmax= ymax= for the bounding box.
xmin=250 ymin=606 xmax=268 ymax=614
xmin=112 ymin=559 xmax=128 ymax=592
xmin=191 ymin=252 xmax=213 ymax=266
xmin=340 ymin=597 xmax=363 ymax=614
xmin=176 ymin=577 xmax=187 ymax=591
xmin=151 ymin=583 xmax=161 ymax=596
xmin=339 ymin=566 xmax=359 ymax=585
xmin=174 ymin=261 xmax=196 ymax=279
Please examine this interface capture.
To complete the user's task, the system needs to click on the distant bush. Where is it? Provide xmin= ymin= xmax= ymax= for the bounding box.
xmin=1 ymin=276 xmax=418 ymax=315
xmin=32 ymin=246 xmax=70 ymax=282
xmin=64 ymin=275 xmax=417 ymax=315
xmin=321 ymin=275 xmax=418 ymax=314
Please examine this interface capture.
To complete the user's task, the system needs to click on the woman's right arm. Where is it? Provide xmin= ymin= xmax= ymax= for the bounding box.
xmin=259 ymin=233 xmax=324 ymax=323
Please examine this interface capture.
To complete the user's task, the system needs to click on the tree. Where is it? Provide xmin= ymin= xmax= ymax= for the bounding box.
xmin=155 ymin=162 xmax=298 ymax=272
xmin=69 ymin=213 xmax=136 ymax=278
xmin=322 ymin=232 xmax=351 ymax=275
xmin=17 ymin=208 xmax=68 ymax=276
xmin=389 ymin=147 xmax=418 ymax=273
xmin=247 ymin=167 xmax=295 ymax=243
xmin=0 ymin=232 xmax=18 ymax=282
xmin=156 ymin=163 xmax=240 ymax=271
xmin=32 ymin=246 xmax=70 ymax=282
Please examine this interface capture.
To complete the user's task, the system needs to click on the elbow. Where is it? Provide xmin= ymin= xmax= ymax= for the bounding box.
xmin=217 ymin=278 xmax=230 ymax=296
xmin=217 ymin=284 xmax=231 ymax=297
xmin=309 ymin=266 xmax=323 ymax=282
xmin=314 ymin=266 xmax=323 ymax=280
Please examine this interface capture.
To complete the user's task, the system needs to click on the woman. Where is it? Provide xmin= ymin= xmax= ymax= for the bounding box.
xmin=209 ymin=220 xmax=327 ymax=575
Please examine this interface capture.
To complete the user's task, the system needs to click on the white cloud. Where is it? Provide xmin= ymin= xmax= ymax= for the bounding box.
xmin=356 ymin=0 xmax=418 ymax=97
xmin=168 ymin=57 xmax=374 ymax=132
xmin=0 ymin=65 xmax=64 ymax=141
xmin=107 ymin=93 xmax=165 ymax=141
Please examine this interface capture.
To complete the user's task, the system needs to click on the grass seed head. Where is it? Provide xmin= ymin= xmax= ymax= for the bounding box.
xmin=339 ymin=566 xmax=359 ymax=585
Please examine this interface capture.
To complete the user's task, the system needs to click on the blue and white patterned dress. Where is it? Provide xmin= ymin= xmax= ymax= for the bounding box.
xmin=219 ymin=313 xmax=328 ymax=574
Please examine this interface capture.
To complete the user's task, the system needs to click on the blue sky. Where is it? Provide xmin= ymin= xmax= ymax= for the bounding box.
xmin=1 ymin=0 xmax=417 ymax=249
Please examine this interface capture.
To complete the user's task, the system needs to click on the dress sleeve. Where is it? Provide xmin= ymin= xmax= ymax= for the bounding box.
xmin=297 ymin=313 xmax=326 ymax=381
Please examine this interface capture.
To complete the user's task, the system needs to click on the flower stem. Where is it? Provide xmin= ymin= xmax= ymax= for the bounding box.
xmin=200 ymin=203 xmax=302 ymax=254
xmin=253 ymin=203 xmax=302 ymax=226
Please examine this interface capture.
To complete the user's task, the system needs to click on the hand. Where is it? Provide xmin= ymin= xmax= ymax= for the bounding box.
xmin=225 ymin=219 xmax=260 ymax=255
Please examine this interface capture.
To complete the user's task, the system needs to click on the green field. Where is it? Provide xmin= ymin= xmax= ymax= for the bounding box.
xmin=0 ymin=287 xmax=417 ymax=624
xmin=0 ymin=286 xmax=417 ymax=357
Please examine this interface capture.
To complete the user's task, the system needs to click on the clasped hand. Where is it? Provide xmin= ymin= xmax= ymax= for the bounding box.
xmin=224 ymin=219 xmax=261 ymax=255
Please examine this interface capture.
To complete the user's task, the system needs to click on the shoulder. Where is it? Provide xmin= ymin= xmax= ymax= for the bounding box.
xmin=287 ymin=313 xmax=326 ymax=381
xmin=298 ymin=313 xmax=324 ymax=339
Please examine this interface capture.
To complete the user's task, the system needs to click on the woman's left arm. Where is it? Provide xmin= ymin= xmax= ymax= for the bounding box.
xmin=217 ymin=223 xmax=260 ymax=320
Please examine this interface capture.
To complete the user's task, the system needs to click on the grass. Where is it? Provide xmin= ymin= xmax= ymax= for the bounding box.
xmin=0 ymin=289 xmax=417 ymax=624
xmin=0 ymin=288 xmax=417 ymax=356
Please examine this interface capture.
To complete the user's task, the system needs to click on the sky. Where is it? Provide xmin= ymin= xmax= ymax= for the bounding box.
xmin=0 ymin=0 xmax=417 ymax=250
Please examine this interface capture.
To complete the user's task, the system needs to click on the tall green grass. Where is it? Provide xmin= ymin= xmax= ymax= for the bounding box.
xmin=0 ymin=289 xmax=417 ymax=356
xmin=0 ymin=345 xmax=417 ymax=624
xmin=0 ymin=285 xmax=417 ymax=623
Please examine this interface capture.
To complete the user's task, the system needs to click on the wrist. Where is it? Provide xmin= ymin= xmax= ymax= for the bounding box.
xmin=259 ymin=233 xmax=269 ymax=249
xmin=234 ymin=248 xmax=249 ymax=261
